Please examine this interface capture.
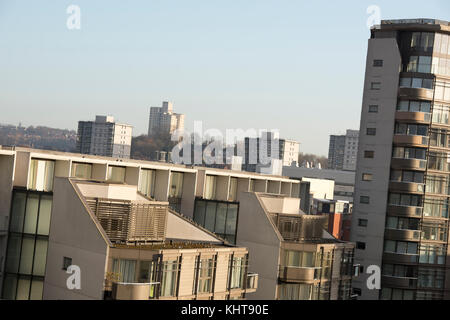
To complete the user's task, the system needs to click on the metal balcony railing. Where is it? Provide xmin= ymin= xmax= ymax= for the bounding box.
xmin=86 ymin=198 xmax=168 ymax=243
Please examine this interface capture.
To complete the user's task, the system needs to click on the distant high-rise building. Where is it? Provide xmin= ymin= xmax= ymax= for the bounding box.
xmin=242 ymin=131 xmax=300 ymax=174
xmin=76 ymin=115 xmax=132 ymax=159
xmin=328 ymin=130 xmax=359 ymax=171
xmin=351 ymin=19 xmax=450 ymax=300
xmin=148 ymin=101 xmax=185 ymax=136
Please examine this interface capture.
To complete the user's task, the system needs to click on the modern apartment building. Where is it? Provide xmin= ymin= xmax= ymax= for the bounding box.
xmin=148 ymin=101 xmax=185 ymax=136
xmin=236 ymin=193 xmax=355 ymax=300
xmin=351 ymin=19 xmax=450 ymax=300
xmin=0 ymin=146 xmax=307 ymax=299
xmin=328 ymin=130 xmax=359 ymax=171
xmin=76 ymin=115 xmax=133 ymax=159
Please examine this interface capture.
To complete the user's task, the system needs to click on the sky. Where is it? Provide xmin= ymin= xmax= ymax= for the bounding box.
xmin=0 ymin=0 xmax=448 ymax=156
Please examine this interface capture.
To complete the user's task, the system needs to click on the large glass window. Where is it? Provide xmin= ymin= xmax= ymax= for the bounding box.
xmin=112 ymin=259 xmax=136 ymax=283
xmin=160 ymin=259 xmax=179 ymax=297
xmin=138 ymin=169 xmax=156 ymax=198
xmin=3 ymin=190 xmax=51 ymax=300
xmin=432 ymin=104 xmax=450 ymax=125
xmin=285 ymin=250 xmax=316 ymax=268
xmin=195 ymin=258 xmax=215 ymax=294
xmin=28 ymin=159 xmax=55 ymax=192
xmin=229 ymin=256 xmax=247 ymax=289
xmin=107 ymin=166 xmax=126 ymax=183
xmin=169 ymin=172 xmax=184 ymax=198
xmin=70 ymin=162 xmax=92 ymax=179
xmin=392 ymin=147 xmax=426 ymax=160
xmin=423 ymin=198 xmax=449 ymax=218
xmin=399 ymin=77 xmax=433 ymax=89
xmin=204 ymin=175 xmax=217 ymax=200
xmin=394 ymin=123 xmax=428 ymax=136
xmin=419 ymin=244 xmax=446 ymax=265
xmin=193 ymin=200 xmax=239 ymax=244
xmin=397 ymin=100 xmax=431 ymax=113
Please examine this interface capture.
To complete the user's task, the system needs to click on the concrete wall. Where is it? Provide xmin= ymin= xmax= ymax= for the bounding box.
xmin=350 ymin=37 xmax=401 ymax=300
xmin=236 ymin=192 xmax=281 ymax=300
xmin=0 ymin=154 xmax=15 ymax=290
xmin=44 ymin=178 xmax=109 ymax=300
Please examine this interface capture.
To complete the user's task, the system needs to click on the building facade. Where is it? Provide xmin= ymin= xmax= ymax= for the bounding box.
xmin=328 ymin=130 xmax=359 ymax=171
xmin=0 ymin=146 xmax=305 ymax=300
xmin=236 ymin=193 xmax=355 ymax=300
xmin=148 ymin=101 xmax=185 ymax=136
xmin=76 ymin=115 xmax=132 ymax=159
xmin=351 ymin=19 xmax=450 ymax=300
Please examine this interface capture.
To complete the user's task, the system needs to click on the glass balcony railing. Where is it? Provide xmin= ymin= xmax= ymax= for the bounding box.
xmin=112 ymin=282 xmax=160 ymax=300
xmin=246 ymin=273 xmax=259 ymax=291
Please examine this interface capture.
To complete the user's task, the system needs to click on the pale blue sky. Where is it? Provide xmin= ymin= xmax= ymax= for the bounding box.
xmin=0 ymin=0 xmax=448 ymax=155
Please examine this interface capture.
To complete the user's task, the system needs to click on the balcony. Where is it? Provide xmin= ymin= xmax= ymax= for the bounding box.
xmin=111 ymin=282 xmax=160 ymax=300
xmin=246 ymin=273 xmax=259 ymax=293
xmin=393 ymin=134 xmax=429 ymax=147
xmin=382 ymin=275 xmax=418 ymax=289
xmin=86 ymin=198 xmax=168 ymax=243
xmin=398 ymin=87 xmax=434 ymax=101
xmin=271 ymin=213 xmax=328 ymax=242
xmin=387 ymin=205 xmax=422 ymax=218
xmin=395 ymin=111 xmax=432 ymax=124
xmin=382 ymin=252 xmax=418 ymax=264
xmin=389 ymin=181 xmax=425 ymax=194
xmin=385 ymin=228 xmax=421 ymax=242
xmin=391 ymin=158 xmax=427 ymax=171
xmin=278 ymin=266 xmax=321 ymax=283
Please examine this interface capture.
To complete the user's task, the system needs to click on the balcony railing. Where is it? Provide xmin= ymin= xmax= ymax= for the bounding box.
xmin=271 ymin=213 xmax=327 ymax=241
xmin=278 ymin=266 xmax=321 ymax=282
xmin=246 ymin=273 xmax=259 ymax=292
xmin=112 ymin=282 xmax=160 ymax=300
xmin=86 ymin=198 xmax=168 ymax=243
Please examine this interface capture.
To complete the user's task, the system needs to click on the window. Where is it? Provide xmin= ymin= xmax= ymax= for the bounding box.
xmin=366 ymin=128 xmax=376 ymax=136
xmin=285 ymin=250 xmax=316 ymax=268
xmin=358 ymin=219 xmax=368 ymax=227
xmin=364 ymin=151 xmax=375 ymax=158
xmin=193 ymin=199 xmax=239 ymax=244
xmin=397 ymin=100 xmax=431 ymax=113
xmin=63 ymin=257 xmax=72 ymax=271
xmin=360 ymin=196 xmax=370 ymax=204
xmin=392 ymin=147 xmax=426 ymax=160
xmin=107 ymin=166 xmax=126 ymax=183
xmin=112 ymin=259 xmax=137 ymax=283
xmin=384 ymin=240 xmax=418 ymax=255
xmin=370 ymin=82 xmax=381 ymax=90
xmin=195 ymin=257 xmax=215 ymax=294
xmin=28 ymin=159 xmax=55 ymax=192
xmin=229 ymin=256 xmax=247 ymax=290
xmin=394 ymin=123 xmax=428 ymax=136
xmin=388 ymin=193 xmax=422 ymax=207
xmin=368 ymin=105 xmax=379 ymax=113
xmin=407 ymin=56 xmax=432 ymax=73
xmin=399 ymin=77 xmax=433 ymax=89
xmin=169 ymin=172 xmax=184 ymax=198
xmin=160 ymin=259 xmax=179 ymax=297
xmin=356 ymin=242 xmax=366 ymax=250
xmin=138 ymin=169 xmax=156 ymax=198
xmin=204 ymin=175 xmax=217 ymax=200
xmin=373 ymin=60 xmax=383 ymax=67
xmin=362 ymin=173 xmax=373 ymax=181
xmin=71 ymin=162 xmax=92 ymax=179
